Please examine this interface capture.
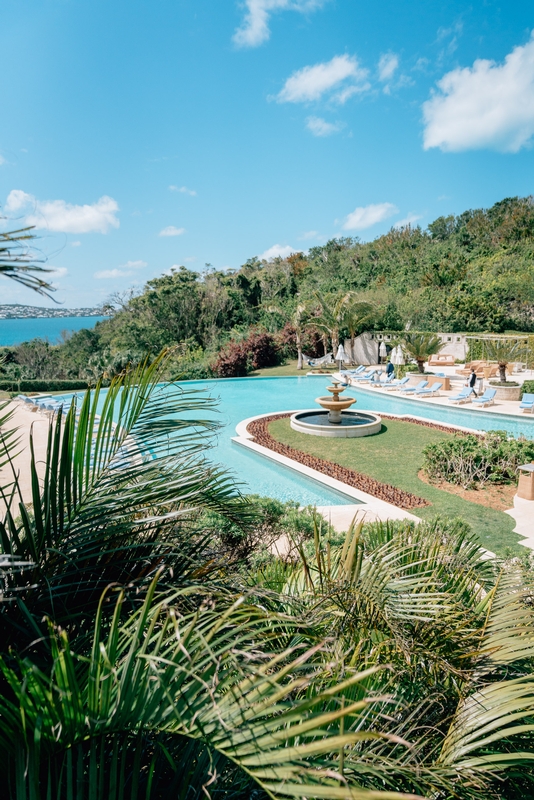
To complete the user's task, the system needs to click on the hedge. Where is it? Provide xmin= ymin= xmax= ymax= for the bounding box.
xmin=0 ymin=380 xmax=91 ymax=393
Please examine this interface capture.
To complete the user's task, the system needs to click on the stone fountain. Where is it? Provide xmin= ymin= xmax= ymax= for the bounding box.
xmin=315 ymin=378 xmax=357 ymax=423
xmin=290 ymin=379 xmax=382 ymax=438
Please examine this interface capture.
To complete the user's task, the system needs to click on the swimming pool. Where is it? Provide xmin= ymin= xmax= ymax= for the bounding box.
xmin=54 ymin=376 xmax=534 ymax=506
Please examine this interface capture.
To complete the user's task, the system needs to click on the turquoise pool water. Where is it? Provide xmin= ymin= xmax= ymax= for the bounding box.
xmin=54 ymin=376 xmax=534 ymax=506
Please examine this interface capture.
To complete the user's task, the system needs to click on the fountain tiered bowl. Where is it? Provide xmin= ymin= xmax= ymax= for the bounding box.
xmin=290 ymin=379 xmax=381 ymax=438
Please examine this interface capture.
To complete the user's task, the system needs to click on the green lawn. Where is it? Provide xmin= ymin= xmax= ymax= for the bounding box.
xmin=268 ymin=417 xmax=521 ymax=556
xmin=251 ymin=360 xmax=339 ymax=377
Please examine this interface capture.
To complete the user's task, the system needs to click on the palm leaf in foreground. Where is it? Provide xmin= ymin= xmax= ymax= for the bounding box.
xmin=0 ymin=351 xmax=254 ymax=647
xmin=0 ymin=577 xmax=421 ymax=800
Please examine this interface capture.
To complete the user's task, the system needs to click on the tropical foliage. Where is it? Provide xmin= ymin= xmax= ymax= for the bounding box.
xmin=423 ymin=430 xmax=534 ymax=488
xmin=3 ymin=195 xmax=534 ymax=382
xmin=483 ymin=338 xmax=524 ymax=382
xmin=0 ymin=225 xmax=55 ymax=296
xmin=400 ymin=332 xmax=444 ymax=373
xmin=2 ymin=354 xmax=534 ymax=797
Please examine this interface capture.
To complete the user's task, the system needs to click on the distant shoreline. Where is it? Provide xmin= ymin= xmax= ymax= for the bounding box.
xmin=0 ymin=305 xmax=104 ymax=320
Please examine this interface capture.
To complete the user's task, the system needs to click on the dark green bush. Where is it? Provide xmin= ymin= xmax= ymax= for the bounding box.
xmin=1 ymin=379 xmax=91 ymax=392
xmin=422 ymin=430 xmax=534 ymax=488
xmin=521 ymin=379 xmax=534 ymax=397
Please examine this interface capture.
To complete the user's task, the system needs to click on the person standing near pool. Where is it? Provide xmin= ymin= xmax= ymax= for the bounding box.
xmin=468 ymin=367 xmax=478 ymax=397
xmin=386 ymin=360 xmax=395 ymax=378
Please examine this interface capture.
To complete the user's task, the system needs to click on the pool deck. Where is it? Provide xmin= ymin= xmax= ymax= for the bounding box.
xmin=337 ymin=365 xmax=534 ymax=420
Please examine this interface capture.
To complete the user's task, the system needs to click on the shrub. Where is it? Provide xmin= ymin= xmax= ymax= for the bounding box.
xmin=211 ymin=330 xmax=281 ymax=378
xmin=0 ymin=379 xmax=91 ymax=392
xmin=422 ymin=430 xmax=534 ymax=489
xmin=522 ymin=379 xmax=534 ymax=398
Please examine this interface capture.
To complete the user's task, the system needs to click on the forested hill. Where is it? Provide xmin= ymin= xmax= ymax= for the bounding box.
xmin=4 ymin=196 xmax=534 ymax=383
xmin=92 ymin=195 xmax=534 ymax=356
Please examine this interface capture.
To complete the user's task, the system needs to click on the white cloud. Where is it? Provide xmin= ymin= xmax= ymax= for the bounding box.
xmin=378 ymin=53 xmax=399 ymax=82
xmin=0 ymin=155 xmax=5 ymax=166
xmin=342 ymin=202 xmax=398 ymax=231
xmin=183 ymin=256 xmax=196 ymax=262
xmin=5 ymin=190 xmax=119 ymax=233
xmin=158 ymin=226 xmax=186 ymax=237
xmin=233 ymin=0 xmax=327 ymax=48
xmin=47 ymin=267 xmax=68 ymax=278
xmin=423 ymin=32 xmax=534 ymax=152
xmin=394 ymin=213 xmax=422 ymax=229
xmin=71 ymin=241 xmax=81 ymax=247
xmin=169 ymin=185 xmax=197 ymax=196
xmin=306 ymin=116 xmax=342 ymax=136
xmin=276 ymin=54 xmax=368 ymax=103
xmin=259 ymin=244 xmax=296 ymax=260
xmin=120 ymin=259 xmax=147 ymax=269
xmin=94 ymin=268 xmax=133 ymax=280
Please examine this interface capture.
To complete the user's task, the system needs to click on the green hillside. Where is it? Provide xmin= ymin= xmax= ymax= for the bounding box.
xmin=2 ymin=195 xmax=534 ymax=381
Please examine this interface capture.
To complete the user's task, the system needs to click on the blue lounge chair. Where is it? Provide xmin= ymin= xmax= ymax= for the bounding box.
xmin=369 ymin=373 xmax=394 ymax=388
xmin=384 ymin=376 xmax=409 ymax=391
xmin=416 ymin=382 xmax=443 ymax=397
xmin=400 ymin=380 xmax=428 ymax=394
xmin=448 ymin=387 xmax=473 ymax=404
xmin=472 ymin=388 xmax=497 ymax=407
xmin=353 ymin=368 xmax=377 ymax=382
xmin=519 ymin=392 xmax=534 ymax=413
xmin=341 ymin=366 xmax=365 ymax=377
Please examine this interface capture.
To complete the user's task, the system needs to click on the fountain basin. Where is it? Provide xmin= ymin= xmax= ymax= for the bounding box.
xmin=291 ymin=409 xmax=382 ymax=438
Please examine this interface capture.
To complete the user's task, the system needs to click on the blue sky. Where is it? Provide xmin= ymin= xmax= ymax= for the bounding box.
xmin=1 ymin=0 xmax=534 ymax=308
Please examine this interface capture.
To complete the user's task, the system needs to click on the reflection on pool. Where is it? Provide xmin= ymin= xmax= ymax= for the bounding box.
xmin=54 ymin=376 xmax=534 ymax=506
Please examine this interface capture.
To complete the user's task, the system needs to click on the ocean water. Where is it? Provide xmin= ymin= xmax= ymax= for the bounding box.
xmin=0 ymin=316 xmax=108 ymax=346
xmin=53 ymin=376 xmax=534 ymax=506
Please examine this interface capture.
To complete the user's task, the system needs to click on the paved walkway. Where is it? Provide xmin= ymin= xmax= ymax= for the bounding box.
xmin=0 ymin=400 xmax=51 ymax=512
xmin=339 ymin=365 xmax=534 ymax=419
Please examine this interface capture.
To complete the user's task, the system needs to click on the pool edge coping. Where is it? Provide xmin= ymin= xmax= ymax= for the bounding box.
xmin=233 ymin=410 xmax=421 ymax=523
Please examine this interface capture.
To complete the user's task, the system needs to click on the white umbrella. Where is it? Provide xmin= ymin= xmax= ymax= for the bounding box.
xmin=379 ymin=342 xmax=387 ymax=358
xmin=335 ymin=344 xmax=346 ymax=364
xmin=391 ymin=345 xmax=405 ymax=365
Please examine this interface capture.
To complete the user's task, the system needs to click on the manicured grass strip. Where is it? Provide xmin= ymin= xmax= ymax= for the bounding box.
xmin=248 ymin=414 xmax=429 ymax=509
xmin=263 ymin=415 xmax=522 ymax=557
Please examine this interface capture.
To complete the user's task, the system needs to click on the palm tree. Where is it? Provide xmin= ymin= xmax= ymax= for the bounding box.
xmin=309 ymin=292 xmax=374 ymax=359
xmin=267 ymin=302 xmax=309 ymax=370
xmin=401 ymin=332 xmax=444 ymax=373
xmin=255 ymin=516 xmax=534 ymax=798
xmin=342 ymin=297 xmax=375 ymax=363
xmin=483 ymin=337 xmax=523 ymax=382
xmin=0 ymin=225 xmax=55 ymax=296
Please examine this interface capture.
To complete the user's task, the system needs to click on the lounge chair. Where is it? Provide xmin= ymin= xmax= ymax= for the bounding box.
xmin=519 ymin=393 xmax=534 ymax=413
xmin=369 ymin=373 xmax=394 ymax=388
xmin=472 ymin=388 xmax=497 ymax=408
xmin=400 ymin=380 xmax=428 ymax=394
xmin=341 ymin=366 xmax=365 ymax=377
xmin=448 ymin=387 xmax=473 ymax=404
xmin=384 ymin=376 xmax=409 ymax=391
xmin=415 ymin=382 xmax=443 ymax=397
xmin=352 ymin=369 xmax=377 ymax=382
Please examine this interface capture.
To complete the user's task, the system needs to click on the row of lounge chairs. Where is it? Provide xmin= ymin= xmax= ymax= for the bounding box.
xmin=17 ymin=394 xmax=71 ymax=414
xmin=447 ymin=387 xmax=496 ymax=407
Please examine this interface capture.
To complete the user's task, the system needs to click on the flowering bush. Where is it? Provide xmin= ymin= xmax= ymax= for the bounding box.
xmin=211 ymin=330 xmax=281 ymax=378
